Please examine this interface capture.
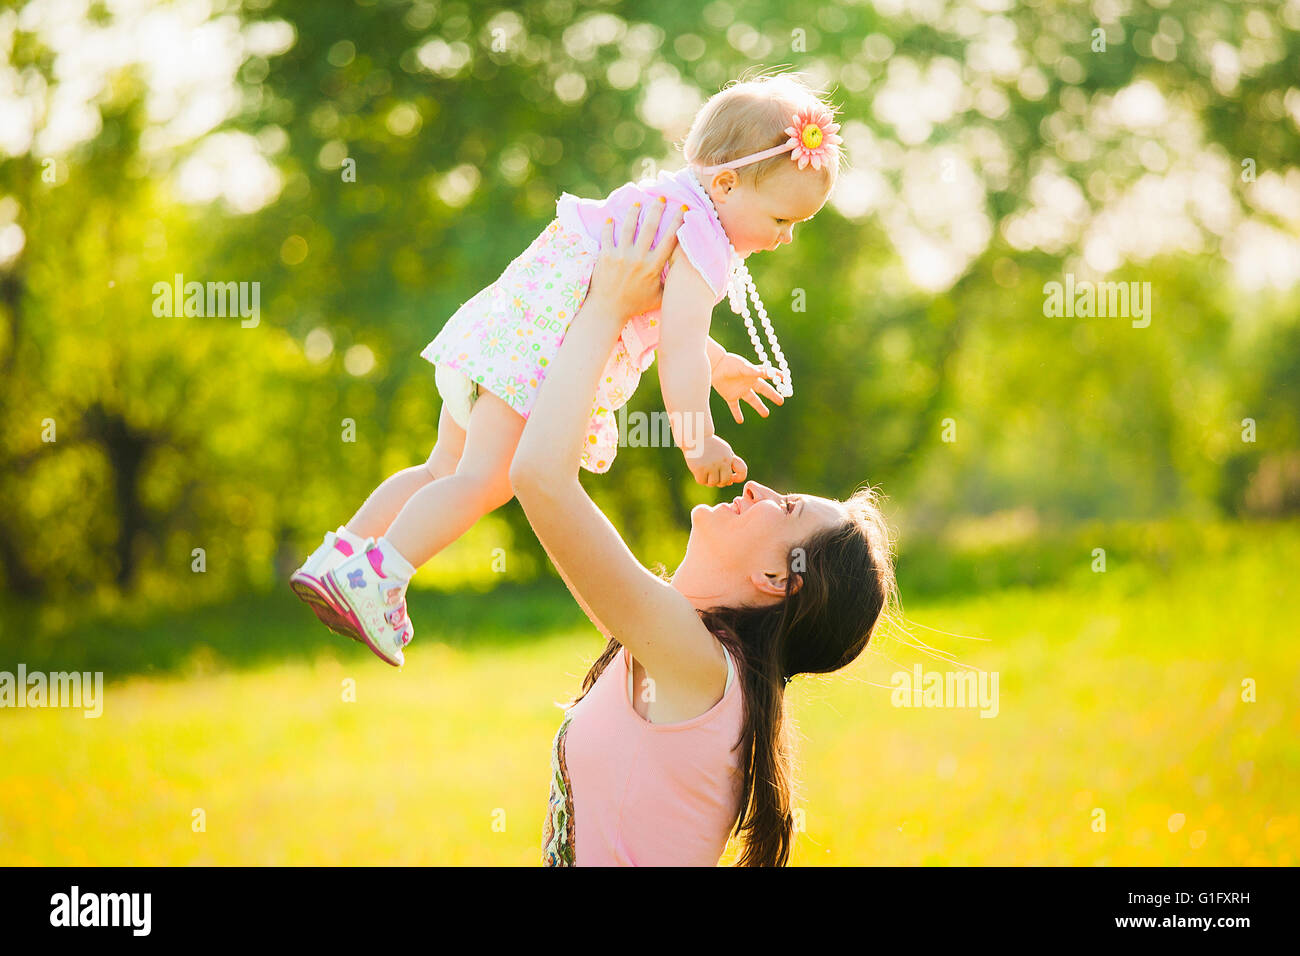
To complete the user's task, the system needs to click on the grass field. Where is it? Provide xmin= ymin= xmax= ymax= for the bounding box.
xmin=1 ymin=519 xmax=1296 ymax=865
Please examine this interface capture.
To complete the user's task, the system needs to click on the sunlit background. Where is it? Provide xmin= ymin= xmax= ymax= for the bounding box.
xmin=1 ymin=0 xmax=1297 ymax=865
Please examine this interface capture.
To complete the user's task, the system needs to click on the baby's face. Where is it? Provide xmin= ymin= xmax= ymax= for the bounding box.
xmin=704 ymin=163 xmax=832 ymax=258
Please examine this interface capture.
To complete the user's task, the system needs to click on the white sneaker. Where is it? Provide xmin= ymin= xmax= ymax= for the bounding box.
xmin=290 ymin=531 xmax=370 ymax=641
xmin=322 ymin=545 xmax=413 ymax=667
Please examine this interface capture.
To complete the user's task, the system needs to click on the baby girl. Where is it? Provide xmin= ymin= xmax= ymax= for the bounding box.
xmin=290 ymin=72 xmax=844 ymax=666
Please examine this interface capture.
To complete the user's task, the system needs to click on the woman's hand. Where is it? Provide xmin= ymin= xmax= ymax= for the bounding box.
xmin=587 ymin=197 xmax=684 ymax=322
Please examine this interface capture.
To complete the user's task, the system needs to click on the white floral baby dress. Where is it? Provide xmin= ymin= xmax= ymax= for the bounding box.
xmin=420 ymin=166 xmax=738 ymax=473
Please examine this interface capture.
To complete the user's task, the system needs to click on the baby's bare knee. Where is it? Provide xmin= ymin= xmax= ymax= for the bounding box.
xmin=425 ymin=428 xmax=470 ymax=480
xmin=456 ymin=463 xmax=515 ymax=512
xmin=485 ymin=479 xmax=516 ymax=512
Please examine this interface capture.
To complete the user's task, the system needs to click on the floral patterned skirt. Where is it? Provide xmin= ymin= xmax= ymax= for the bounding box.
xmin=540 ymin=711 xmax=576 ymax=866
xmin=421 ymin=219 xmax=645 ymax=474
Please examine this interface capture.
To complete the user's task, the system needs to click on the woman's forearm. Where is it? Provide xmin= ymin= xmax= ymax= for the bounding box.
xmin=510 ymin=290 xmax=627 ymax=483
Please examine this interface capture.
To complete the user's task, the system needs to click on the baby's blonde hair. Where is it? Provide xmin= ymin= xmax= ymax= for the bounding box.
xmin=680 ymin=68 xmax=844 ymax=190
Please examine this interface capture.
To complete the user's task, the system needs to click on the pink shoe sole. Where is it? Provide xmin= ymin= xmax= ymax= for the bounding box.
xmin=318 ymin=570 xmax=405 ymax=668
xmin=290 ymin=571 xmax=361 ymax=642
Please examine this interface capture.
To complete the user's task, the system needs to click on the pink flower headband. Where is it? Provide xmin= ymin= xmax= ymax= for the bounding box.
xmin=695 ymin=105 xmax=843 ymax=176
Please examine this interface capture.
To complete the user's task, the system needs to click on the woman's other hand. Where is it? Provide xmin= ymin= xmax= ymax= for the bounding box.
xmin=588 ymin=198 xmax=684 ymax=322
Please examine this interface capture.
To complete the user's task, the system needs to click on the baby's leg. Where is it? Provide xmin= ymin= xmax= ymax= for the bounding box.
xmin=345 ymin=403 xmax=467 ymax=539
xmin=381 ymin=388 xmax=525 ymax=569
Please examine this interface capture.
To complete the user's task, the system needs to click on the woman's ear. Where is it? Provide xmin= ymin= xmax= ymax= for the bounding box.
xmin=751 ymin=567 xmax=800 ymax=599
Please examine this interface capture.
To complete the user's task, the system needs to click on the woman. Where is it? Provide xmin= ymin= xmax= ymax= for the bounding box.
xmin=508 ymin=198 xmax=899 ymax=866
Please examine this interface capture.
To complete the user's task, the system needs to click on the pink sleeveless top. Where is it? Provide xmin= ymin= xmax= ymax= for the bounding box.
xmin=554 ymin=165 xmax=740 ymax=373
xmin=541 ymin=642 xmax=746 ymax=867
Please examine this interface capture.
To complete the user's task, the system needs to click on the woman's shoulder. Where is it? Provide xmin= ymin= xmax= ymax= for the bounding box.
xmin=693 ymin=621 xmax=742 ymax=717
xmin=636 ymin=609 xmax=733 ymax=697
xmin=626 ymin=618 xmax=738 ymax=724
xmin=696 ymin=618 xmax=739 ymax=688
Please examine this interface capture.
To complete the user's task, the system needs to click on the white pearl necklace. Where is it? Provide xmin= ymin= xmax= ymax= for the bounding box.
xmin=684 ymin=167 xmax=794 ymax=399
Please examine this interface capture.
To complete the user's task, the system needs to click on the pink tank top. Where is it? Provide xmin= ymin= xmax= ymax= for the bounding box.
xmin=541 ymin=642 xmax=745 ymax=866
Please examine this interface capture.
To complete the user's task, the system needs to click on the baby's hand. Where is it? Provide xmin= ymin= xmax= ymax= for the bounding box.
xmin=684 ymin=433 xmax=748 ymax=487
xmin=710 ymin=352 xmax=786 ymax=424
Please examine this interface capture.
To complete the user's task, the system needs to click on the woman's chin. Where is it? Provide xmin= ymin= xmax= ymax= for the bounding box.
xmin=690 ymin=503 xmax=729 ymax=524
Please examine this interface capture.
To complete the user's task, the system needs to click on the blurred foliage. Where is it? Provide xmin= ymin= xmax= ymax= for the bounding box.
xmin=1 ymin=0 xmax=1298 ymax=613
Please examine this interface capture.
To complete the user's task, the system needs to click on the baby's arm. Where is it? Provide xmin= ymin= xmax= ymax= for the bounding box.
xmin=705 ymin=335 xmax=726 ymax=374
xmin=657 ymin=249 xmax=716 ymax=446
xmin=657 ymin=250 xmax=744 ymax=484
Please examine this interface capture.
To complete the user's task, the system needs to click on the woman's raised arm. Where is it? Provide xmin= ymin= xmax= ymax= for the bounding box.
xmin=509 ymin=201 xmax=727 ymax=694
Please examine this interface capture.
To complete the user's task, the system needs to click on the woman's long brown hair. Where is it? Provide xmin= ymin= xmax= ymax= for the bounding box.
xmin=566 ymin=484 xmax=899 ymax=867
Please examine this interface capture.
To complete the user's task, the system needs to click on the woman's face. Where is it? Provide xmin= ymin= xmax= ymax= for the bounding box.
xmin=675 ymin=480 xmax=848 ymax=605
xmin=701 ymin=163 xmax=832 ymax=258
